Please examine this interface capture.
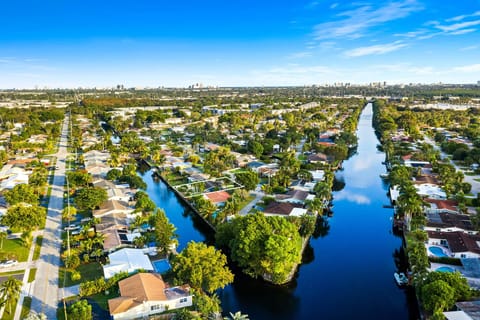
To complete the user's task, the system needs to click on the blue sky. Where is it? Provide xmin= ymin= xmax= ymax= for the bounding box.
xmin=1 ymin=0 xmax=480 ymax=88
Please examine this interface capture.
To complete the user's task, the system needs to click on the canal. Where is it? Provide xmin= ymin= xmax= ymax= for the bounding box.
xmin=138 ymin=103 xmax=418 ymax=319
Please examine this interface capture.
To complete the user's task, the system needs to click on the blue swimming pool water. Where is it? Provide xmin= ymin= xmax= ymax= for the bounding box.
xmin=152 ymin=259 xmax=171 ymax=273
xmin=429 ymin=246 xmax=448 ymax=257
xmin=436 ymin=266 xmax=454 ymax=272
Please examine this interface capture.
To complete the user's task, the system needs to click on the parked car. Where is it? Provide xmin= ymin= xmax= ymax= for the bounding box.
xmin=64 ymin=225 xmax=80 ymax=231
xmin=0 ymin=260 xmax=18 ymax=268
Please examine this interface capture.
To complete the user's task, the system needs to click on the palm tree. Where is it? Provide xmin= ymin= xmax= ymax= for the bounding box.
xmin=0 ymin=276 xmax=22 ymax=315
xmin=397 ymin=183 xmax=424 ymax=231
xmin=224 ymin=311 xmax=249 ymax=320
xmin=0 ymin=231 xmax=7 ymax=250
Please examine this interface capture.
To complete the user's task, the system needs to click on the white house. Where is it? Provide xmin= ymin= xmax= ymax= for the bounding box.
xmin=103 ymin=248 xmax=154 ymax=279
xmin=108 ymin=273 xmax=192 ymax=320
xmin=427 ymin=231 xmax=480 ymax=259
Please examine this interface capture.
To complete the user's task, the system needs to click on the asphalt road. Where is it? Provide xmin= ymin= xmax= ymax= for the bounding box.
xmin=30 ymin=114 xmax=70 ymax=319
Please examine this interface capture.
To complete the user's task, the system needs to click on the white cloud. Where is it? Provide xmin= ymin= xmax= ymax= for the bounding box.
xmin=335 ymin=192 xmax=371 ymax=204
xmin=344 ymin=41 xmax=407 ymax=57
xmin=446 ymin=10 xmax=480 ymax=22
xmin=330 ymin=3 xmax=339 ymax=9
xmin=288 ymin=51 xmax=312 ymax=59
xmin=453 ymin=64 xmax=480 ymax=73
xmin=434 ymin=20 xmax=480 ymax=32
xmin=449 ymin=28 xmax=476 ymax=35
xmin=460 ymin=45 xmax=479 ymax=51
xmin=314 ymin=0 xmax=423 ymax=40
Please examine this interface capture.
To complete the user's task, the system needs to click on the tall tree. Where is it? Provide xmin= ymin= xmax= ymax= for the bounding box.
xmin=3 ymin=184 xmax=38 ymax=205
xmin=171 ymin=242 xmax=233 ymax=294
xmin=149 ymin=208 xmax=178 ymax=255
xmin=74 ymin=187 xmax=107 ymax=210
xmin=0 ymin=276 xmax=22 ymax=315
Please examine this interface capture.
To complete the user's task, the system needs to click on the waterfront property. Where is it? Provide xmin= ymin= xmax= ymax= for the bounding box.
xmin=427 ymin=231 xmax=480 ymax=258
xmin=108 ymin=273 xmax=192 ymax=320
xmin=103 ymin=248 xmax=154 ymax=279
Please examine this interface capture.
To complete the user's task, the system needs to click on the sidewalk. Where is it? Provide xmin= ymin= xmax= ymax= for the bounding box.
xmin=12 ymin=231 xmax=42 ymax=320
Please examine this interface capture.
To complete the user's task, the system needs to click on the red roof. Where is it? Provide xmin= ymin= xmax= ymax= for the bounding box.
xmin=205 ymin=191 xmax=230 ymax=204
xmin=425 ymin=198 xmax=458 ymax=212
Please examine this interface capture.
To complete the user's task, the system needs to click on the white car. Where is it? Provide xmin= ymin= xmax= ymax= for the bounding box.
xmin=0 ymin=260 xmax=18 ymax=268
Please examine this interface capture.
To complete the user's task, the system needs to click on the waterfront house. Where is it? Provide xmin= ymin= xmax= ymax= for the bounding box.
xmin=204 ymin=191 xmax=230 ymax=206
xmin=103 ymin=248 xmax=154 ymax=279
xmin=444 ymin=300 xmax=480 ymax=320
xmin=276 ymin=189 xmax=311 ymax=205
xmin=424 ymin=212 xmax=477 ymax=235
xmin=427 ymin=231 xmax=480 ymax=258
xmin=307 ymin=153 xmax=332 ymax=165
xmin=263 ymin=201 xmax=307 ymax=217
xmin=424 ymin=198 xmax=459 ymax=215
xmin=108 ymin=273 xmax=192 ymax=320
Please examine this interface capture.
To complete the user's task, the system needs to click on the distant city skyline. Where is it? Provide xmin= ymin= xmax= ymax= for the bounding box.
xmin=1 ymin=0 xmax=480 ymax=88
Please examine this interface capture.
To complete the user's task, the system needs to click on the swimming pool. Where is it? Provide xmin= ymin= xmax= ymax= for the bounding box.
xmin=152 ymin=259 xmax=171 ymax=273
xmin=436 ymin=266 xmax=454 ymax=272
xmin=428 ymin=246 xmax=448 ymax=257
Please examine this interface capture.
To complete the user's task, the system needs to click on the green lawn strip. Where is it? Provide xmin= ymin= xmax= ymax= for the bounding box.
xmin=475 ymin=178 xmax=480 ymax=182
xmin=0 ymin=270 xmax=24 ymax=277
xmin=59 ymin=262 xmax=103 ymax=288
xmin=33 ymin=236 xmax=43 ymax=261
xmin=238 ymin=195 xmax=256 ymax=211
xmin=0 ymin=238 xmax=30 ymax=262
xmin=20 ymin=296 xmax=32 ymax=319
xmin=28 ymin=268 xmax=37 ymax=283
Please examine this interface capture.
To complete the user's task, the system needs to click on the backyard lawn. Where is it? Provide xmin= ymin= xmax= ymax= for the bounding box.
xmin=0 ymin=238 xmax=30 ymax=262
xmin=59 ymin=262 xmax=103 ymax=288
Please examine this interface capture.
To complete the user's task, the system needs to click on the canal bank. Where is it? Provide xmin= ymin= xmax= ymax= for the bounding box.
xmin=139 ymin=103 xmax=419 ymax=319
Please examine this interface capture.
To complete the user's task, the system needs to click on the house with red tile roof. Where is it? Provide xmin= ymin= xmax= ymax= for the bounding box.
xmin=204 ymin=190 xmax=230 ymax=206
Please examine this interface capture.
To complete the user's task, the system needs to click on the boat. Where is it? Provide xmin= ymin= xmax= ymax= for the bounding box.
xmin=379 ymin=173 xmax=389 ymax=179
xmin=394 ymin=272 xmax=409 ymax=286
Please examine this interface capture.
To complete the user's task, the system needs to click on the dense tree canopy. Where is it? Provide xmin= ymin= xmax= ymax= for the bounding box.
xmin=3 ymin=184 xmax=38 ymax=205
xmin=216 ymin=212 xmax=302 ymax=284
xmin=171 ymin=242 xmax=233 ymax=293
xmin=1 ymin=204 xmax=46 ymax=233
xmin=74 ymin=187 xmax=108 ymax=210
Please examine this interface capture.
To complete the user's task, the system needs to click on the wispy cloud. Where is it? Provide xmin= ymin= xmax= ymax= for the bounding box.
xmin=288 ymin=51 xmax=312 ymax=59
xmin=330 ymin=3 xmax=339 ymax=9
xmin=453 ymin=64 xmax=480 ymax=73
xmin=433 ymin=20 xmax=480 ymax=32
xmin=314 ymin=0 xmax=423 ymax=40
xmin=344 ymin=41 xmax=407 ymax=57
xmin=460 ymin=45 xmax=479 ymax=51
xmin=446 ymin=10 xmax=480 ymax=22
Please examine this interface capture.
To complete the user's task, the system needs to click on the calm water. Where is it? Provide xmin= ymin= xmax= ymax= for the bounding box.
xmin=140 ymin=103 xmax=418 ymax=319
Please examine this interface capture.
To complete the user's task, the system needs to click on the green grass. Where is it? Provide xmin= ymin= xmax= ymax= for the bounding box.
xmin=28 ymin=268 xmax=37 ymax=283
xmin=238 ymin=195 xmax=256 ymax=211
xmin=0 ymin=238 xmax=30 ymax=262
xmin=90 ymin=290 xmax=119 ymax=311
xmin=475 ymin=178 xmax=480 ymax=182
xmin=33 ymin=236 xmax=43 ymax=261
xmin=20 ymin=297 xmax=32 ymax=319
xmin=0 ymin=271 xmax=24 ymax=277
xmin=59 ymin=262 xmax=103 ymax=288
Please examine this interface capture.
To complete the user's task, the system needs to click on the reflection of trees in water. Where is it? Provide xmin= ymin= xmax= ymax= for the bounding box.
xmin=136 ymin=161 xmax=150 ymax=174
xmin=183 ymin=208 xmax=216 ymax=245
xmin=332 ymin=176 xmax=345 ymax=192
xmin=392 ymin=246 xmax=408 ymax=271
xmin=301 ymin=242 xmax=314 ymax=265
xmin=312 ymin=216 xmax=330 ymax=239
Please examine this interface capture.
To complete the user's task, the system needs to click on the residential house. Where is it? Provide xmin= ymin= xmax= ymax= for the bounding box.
xmin=427 ymin=231 xmax=480 ymax=258
xmin=263 ymin=201 xmax=307 ymax=217
xmin=205 ymin=191 xmax=230 ymax=206
xmin=444 ymin=301 xmax=480 ymax=320
xmin=424 ymin=198 xmax=459 ymax=214
xmin=108 ymin=273 xmax=192 ymax=320
xmin=93 ymin=200 xmax=135 ymax=218
xmin=307 ymin=153 xmax=332 ymax=165
xmin=103 ymin=248 xmax=154 ymax=279
xmin=425 ymin=212 xmax=477 ymax=234
xmin=276 ymin=190 xmax=312 ymax=205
